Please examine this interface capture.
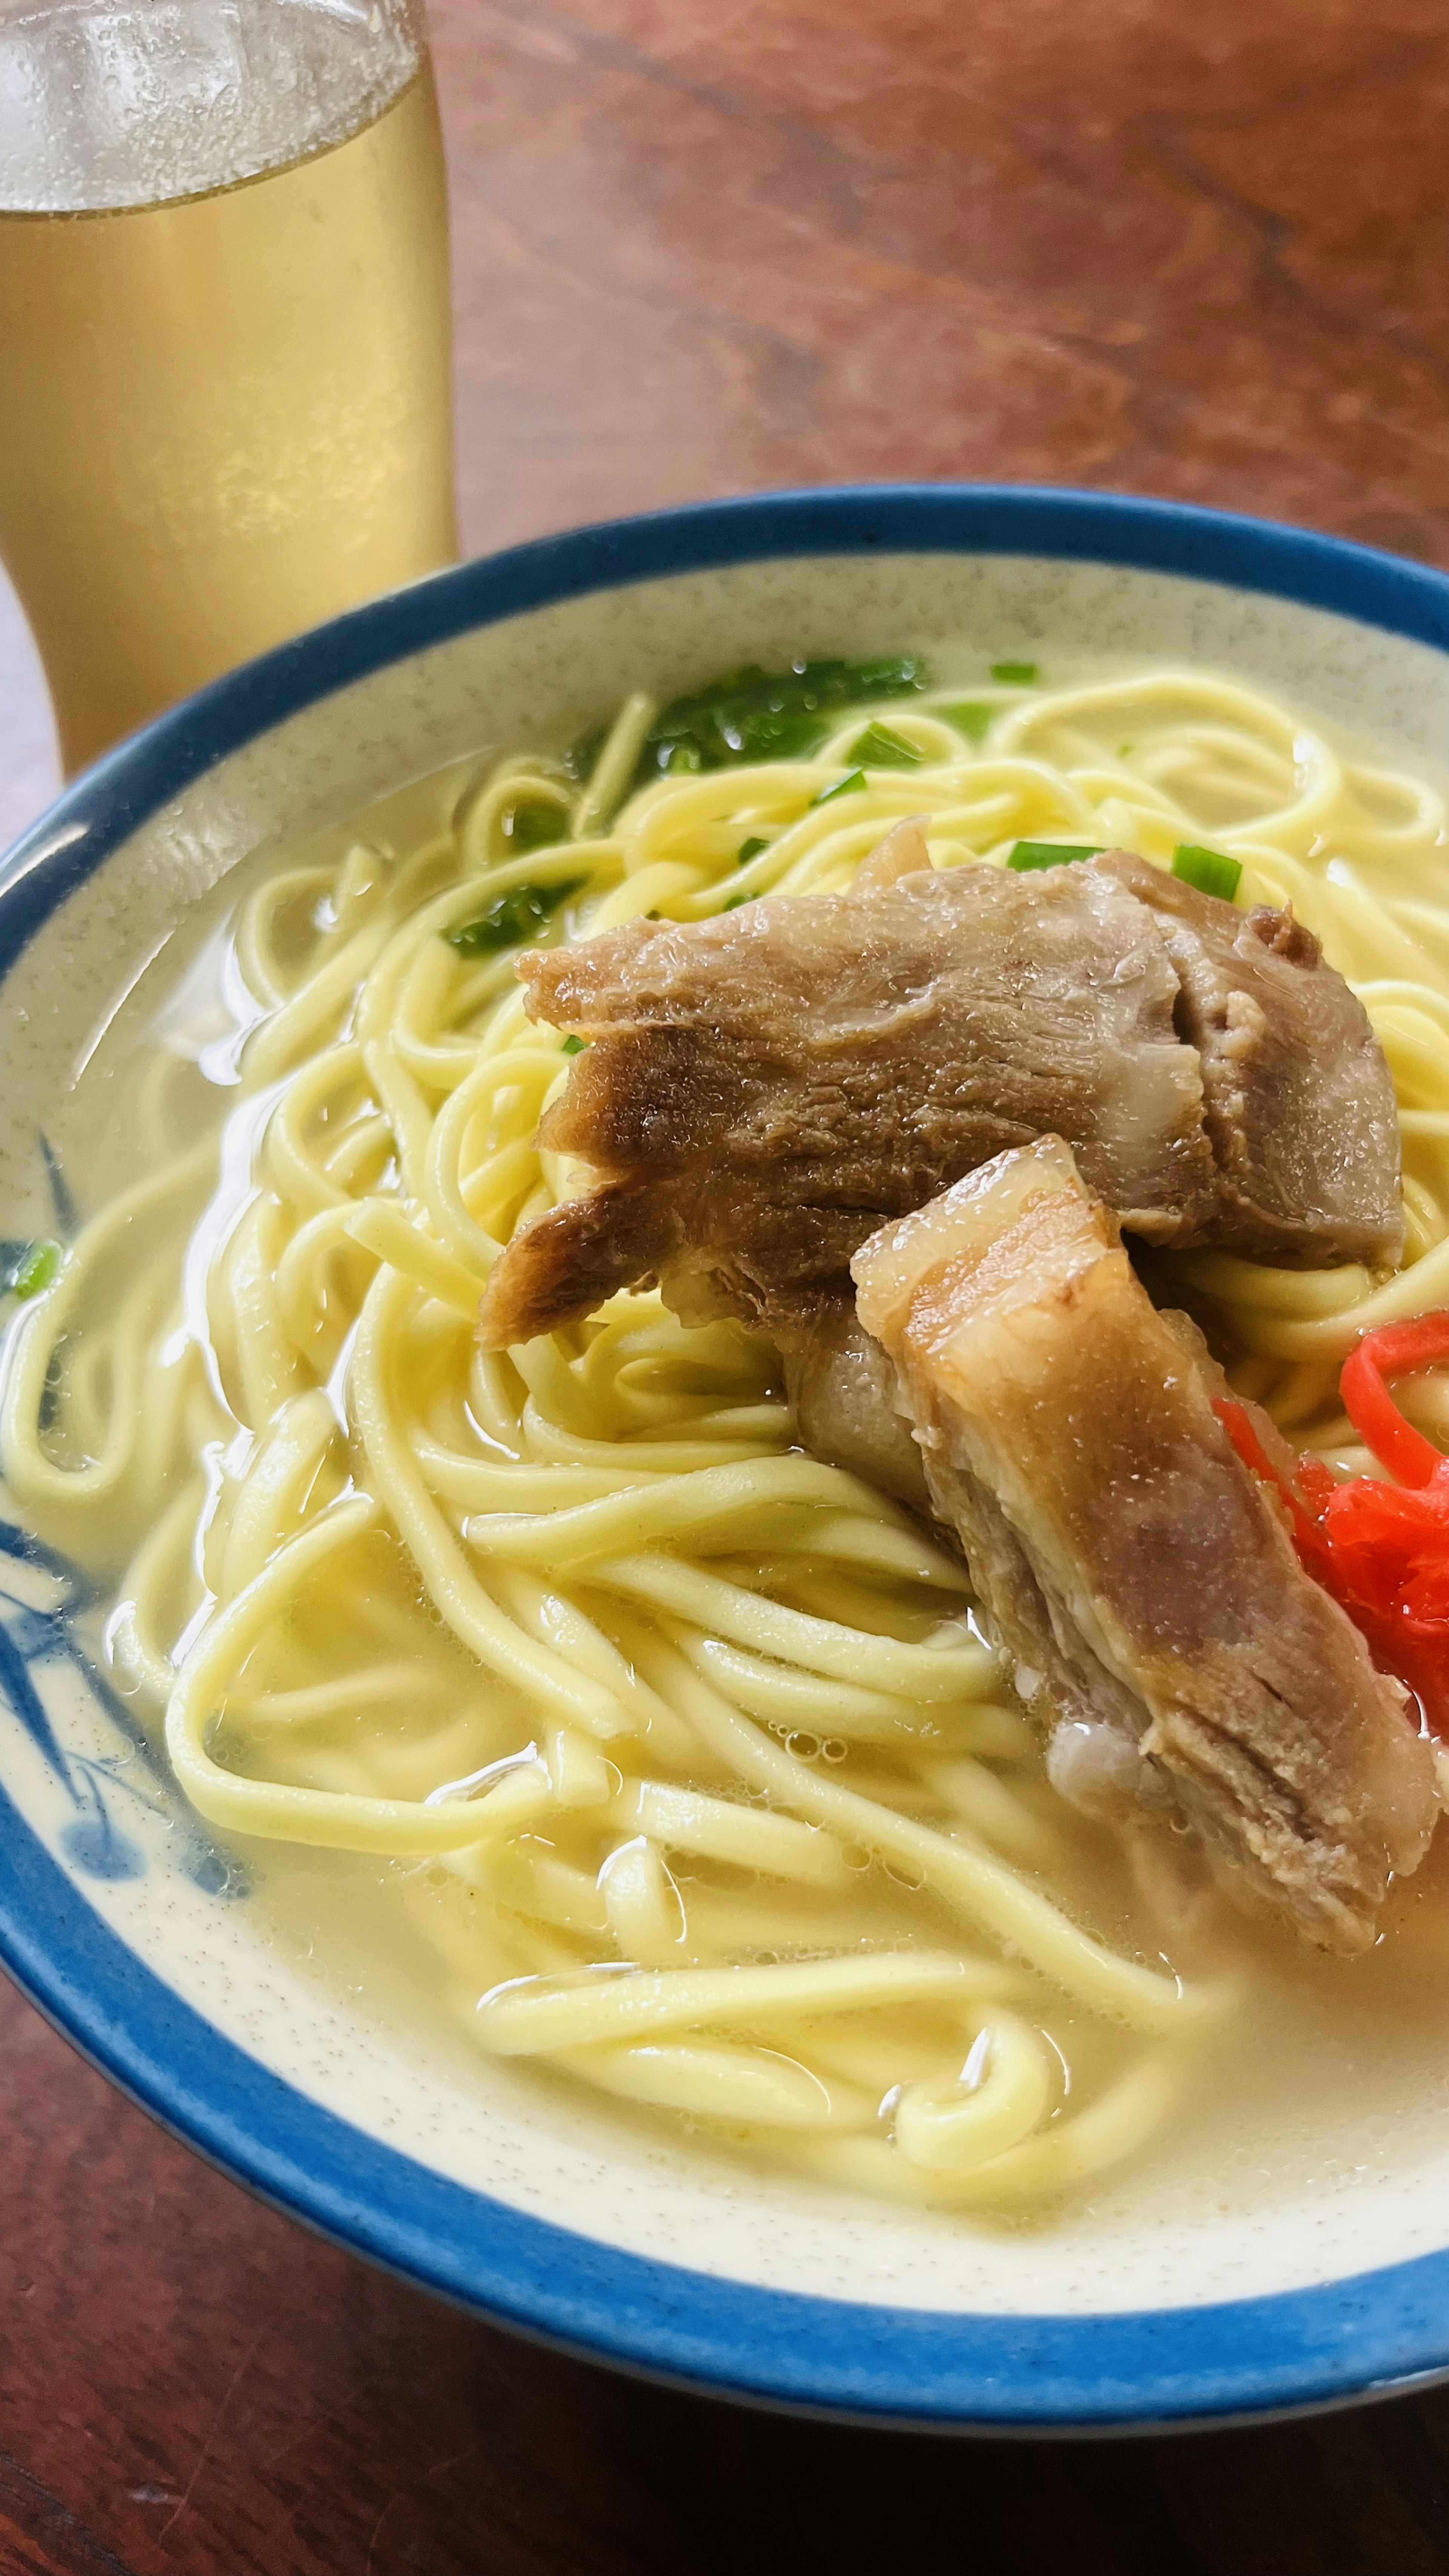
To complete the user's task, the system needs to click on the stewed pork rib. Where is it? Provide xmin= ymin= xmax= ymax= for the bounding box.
xmin=478 ymin=848 xmax=1401 ymax=1350
xmin=850 ymin=1138 xmax=1437 ymax=1953
xmin=482 ymin=856 xmax=1210 ymax=1343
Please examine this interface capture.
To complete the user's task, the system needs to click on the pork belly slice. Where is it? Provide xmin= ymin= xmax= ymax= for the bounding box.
xmin=851 ymin=1138 xmax=1437 ymax=1953
xmin=1095 ymin=850 xmax=1403 ymax=1268
xmin=480 ymin=858 xmax=1214 ymax=1344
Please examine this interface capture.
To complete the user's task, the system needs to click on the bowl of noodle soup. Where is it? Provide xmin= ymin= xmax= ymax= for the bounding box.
xmin=6 ymin=483 xmax=1449 ymax=2428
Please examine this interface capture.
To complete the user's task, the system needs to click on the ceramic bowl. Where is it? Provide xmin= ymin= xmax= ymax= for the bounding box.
xmin=5 ymin=486 xmax=1449 ymax=2433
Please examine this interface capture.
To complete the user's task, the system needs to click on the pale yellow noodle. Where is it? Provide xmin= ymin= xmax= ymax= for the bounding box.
xmin=7 ymin=660 xmax=1445 ymax=2212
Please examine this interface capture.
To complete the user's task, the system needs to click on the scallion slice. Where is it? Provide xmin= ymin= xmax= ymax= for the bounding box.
xmin=991 ymin=661 xmax=1038 ymax=686
xmin=938 ymin=701 xmax=994 ymax=743
xmin=445 ymin=876 xmax=588 ymax=958
xmin=812 ymin=768 xmax=867 ymax=807
xmin=503 ymin=801 xmax=568 ymax=854
xmin=850 ymin=720 xmax=922 ymax=768
xmin=1172 ymin=843 xmax=1242 ymax=901
xmin=3 ymin=1240 xmax=60 ymax=1299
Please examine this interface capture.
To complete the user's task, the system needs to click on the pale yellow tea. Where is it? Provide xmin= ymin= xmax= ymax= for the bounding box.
xmin=0 ymin=0 xmax=457 ymax=770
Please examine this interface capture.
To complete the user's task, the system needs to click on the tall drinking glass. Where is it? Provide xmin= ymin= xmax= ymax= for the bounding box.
xmin=0 ymin=0 xmax=458 ymax=774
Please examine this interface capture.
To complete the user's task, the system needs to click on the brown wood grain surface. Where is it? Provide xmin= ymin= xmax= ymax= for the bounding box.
xmin=6 ymin=0 xmax=1449 ymax=2565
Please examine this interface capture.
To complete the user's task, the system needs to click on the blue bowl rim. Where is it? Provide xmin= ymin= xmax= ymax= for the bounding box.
xmin=6 ymin=480 xmax=1449 ymax=2432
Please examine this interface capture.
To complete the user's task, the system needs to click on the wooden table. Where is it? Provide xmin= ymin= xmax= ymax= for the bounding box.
xmin=5 ymin=2 xmax=1449 ymax=2565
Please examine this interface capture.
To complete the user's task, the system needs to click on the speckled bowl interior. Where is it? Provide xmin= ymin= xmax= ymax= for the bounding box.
xmin=5 ymin=487 xmax=1449 ymax=2430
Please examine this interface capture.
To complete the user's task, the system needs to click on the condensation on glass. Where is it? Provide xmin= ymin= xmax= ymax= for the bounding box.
xmin=0 ymin=0 xmax=459 ymax=772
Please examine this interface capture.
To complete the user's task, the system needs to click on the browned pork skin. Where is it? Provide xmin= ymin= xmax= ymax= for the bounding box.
xmin=478 ymin=847 xmax=1400 ymax=1350
xmin=851 ymin=1138 xmax=1437 ymax=1953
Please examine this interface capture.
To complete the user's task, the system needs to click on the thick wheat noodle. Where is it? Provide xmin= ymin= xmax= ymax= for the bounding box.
xmin=6 ymin=663 xmax=1445 ymax=2207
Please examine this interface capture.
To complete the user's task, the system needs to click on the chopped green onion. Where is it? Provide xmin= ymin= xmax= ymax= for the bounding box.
xmin=503 ymin=801 xmax=568 ymax=855
xmin=812 ymin=768 xmax=867 ymax=807
xmin=850 ymin=720 xmax=921 ymax=769
xmin=723 ymin=893 xmax=755 ymax=910
xmin=1172 ymin=843 xmax=1242 ymax=902
xmin=1007 ymin=840 xmax=1103 ymax=872
xmin=561 ymin=1034 xmax=587 ymax=1056
xmin=991 ymin=661 xmax=1038 ymax=686
xmin=445 ymin=876 xmax=588 ymax=958
xmin=938 ymin=701 xmax=994 ymax=743
xmin=619 ymin=655 xmax=929 ymax=789
xmin=4 ymin=1240 xmax=60 ymax=1299
xmin=563 ymin=721 xmax=608 ymax=786
xmin=737 ymin=836 xmax=769 ymax=864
